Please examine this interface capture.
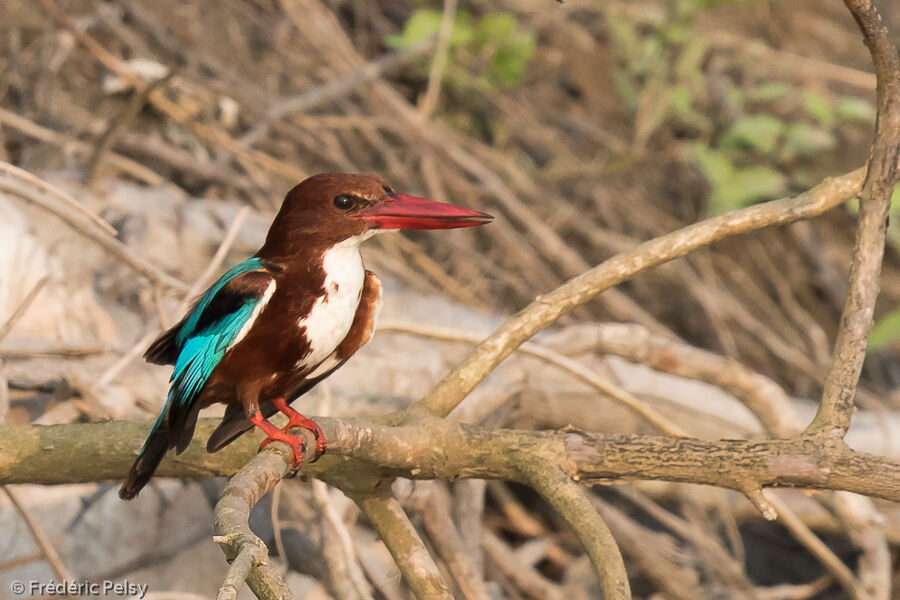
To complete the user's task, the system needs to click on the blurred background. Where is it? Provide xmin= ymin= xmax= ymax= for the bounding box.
xmin=1 ymin=0 xmax=898 ymax=598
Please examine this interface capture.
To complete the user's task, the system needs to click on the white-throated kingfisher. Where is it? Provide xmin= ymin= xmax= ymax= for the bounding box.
xmin=119 ymin=173 xmax=492 ymax=499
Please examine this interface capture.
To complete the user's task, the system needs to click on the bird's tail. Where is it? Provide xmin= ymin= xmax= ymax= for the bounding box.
xmin=119 ymin=412 xmax=171 ymax=500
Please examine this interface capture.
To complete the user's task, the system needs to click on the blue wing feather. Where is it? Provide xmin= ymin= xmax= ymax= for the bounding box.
xmin=176 ymin=257 xmax=267 ymax=345
xmin=138 ymin=258 xmax=270 ymax=455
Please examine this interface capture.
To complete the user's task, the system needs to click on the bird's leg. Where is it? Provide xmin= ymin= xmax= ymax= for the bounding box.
xmin=271 ymin=397 xmax=327 ymax=460
xmin=250 ymin=411 xmax=305 ymax=467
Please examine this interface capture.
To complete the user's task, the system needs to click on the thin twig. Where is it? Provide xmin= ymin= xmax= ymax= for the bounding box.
xmin=0 ymin=161 xmax=117 ymax=235
xmin=269 ymin=482 xmax=288 ymax=577
xmin=2 ymin=486 xmax=73 ymax=583
xmin=0 ymin=276 xmax=48 ymax=343
xmin=241 ymin=39 xmax=437 ymax=146
xmin=0 ymin=170 xmax=188 ymax=293
xmin=180 ymin=206 xmax=251 ymax=309
xmin=99 ymin=206 xmax=251 ymax=388
xmin=96 ymin=330 xmax=157 ymax=389
xmin=763 ymin=490 xmax=861 ymax=598
xmin=831 ymin=492 xmax=892 ymax=600
xmin=378 ymin=321 xmax=687 ymax=435
xmin=312 ymin=480 xmax=374 ymax=600
xmin=416 ymin=482 xmax=493 ymax=600
xmin=539 ymin=322 xmax=804 ymax=437
xmin=417 ymin=0 xmax=457 ymax=118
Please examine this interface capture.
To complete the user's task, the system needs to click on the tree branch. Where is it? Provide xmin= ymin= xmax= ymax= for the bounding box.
xmin=3 ymin=417 xmax=898 ymax=501
xmin=350 ymin=492 xmax=454 ymax=600
xmin=0 ymin=163 xmax=188 ymax=293
xmin=405 ymin=167 xmax=865 ymax=421
xmin=416 ymin=482 xmax=493 ymax=600
xmin=213 ymin=440 xmax=297 ymax=600
xmin=806 ymin=0 xmax=900 ymax=438
xmin=524 ymin=461 xmax=630 ymax=600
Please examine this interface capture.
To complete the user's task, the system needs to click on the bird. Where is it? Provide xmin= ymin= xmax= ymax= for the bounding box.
xmin=119 ymin=173 xmax=492 ymax=499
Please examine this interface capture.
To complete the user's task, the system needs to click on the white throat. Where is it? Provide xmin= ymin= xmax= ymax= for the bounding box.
xmin=296 ymin=235 xmax=367 ymax=369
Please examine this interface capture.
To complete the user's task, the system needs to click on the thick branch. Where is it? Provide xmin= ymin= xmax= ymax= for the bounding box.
xmin=2 ymin=419 xmax=897 ymax=502
xmin=406 ymin=167 xmax=865 ymax=420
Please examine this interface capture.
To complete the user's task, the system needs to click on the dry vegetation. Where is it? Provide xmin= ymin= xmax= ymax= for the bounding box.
xmin=0 ymin=0 xmax=899 ymax=599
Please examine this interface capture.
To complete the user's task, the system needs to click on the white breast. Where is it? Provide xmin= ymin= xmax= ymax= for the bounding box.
xmin=297 ymin=237 xmax=366 ymax=370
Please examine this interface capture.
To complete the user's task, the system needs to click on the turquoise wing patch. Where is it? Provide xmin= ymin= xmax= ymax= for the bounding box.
xmin=139 ymin=258 xmax=272 ymax=455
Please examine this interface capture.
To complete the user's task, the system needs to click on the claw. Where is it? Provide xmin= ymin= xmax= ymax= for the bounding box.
xmin=271 ymin=398 xmax=327 ymax=461
xmin=250 ymin=411 xmax=306 ymax=467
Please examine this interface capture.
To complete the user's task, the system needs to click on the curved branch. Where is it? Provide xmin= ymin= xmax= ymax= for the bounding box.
xmin=0 ymin=170 xmax=188 ymax=293
xmin=350 ymin=492 xmax=454 ymax=600
xmin=524 ymin=462 xmax=630 ymax=600
xmin=806 ymin=0 xmax=900 ymax=438
xmin=406 ymin=167 xmax=865 ymax=420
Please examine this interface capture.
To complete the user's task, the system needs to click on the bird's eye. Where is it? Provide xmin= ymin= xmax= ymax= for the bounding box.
xmin=333 ymin=195 xmax=356 ymax=210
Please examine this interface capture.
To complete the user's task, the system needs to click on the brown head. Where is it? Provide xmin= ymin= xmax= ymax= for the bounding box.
xmin=259 ymin=173 xmax=492 ymax=261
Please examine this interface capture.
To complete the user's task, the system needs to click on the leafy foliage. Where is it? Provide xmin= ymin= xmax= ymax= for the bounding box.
xmin=719 ymin=115 xmax=785 ymax=153
xmin=604 ymin=2 xmax=880 ymax=216
xmin=388 ymin=8 xmax=535 ymax=88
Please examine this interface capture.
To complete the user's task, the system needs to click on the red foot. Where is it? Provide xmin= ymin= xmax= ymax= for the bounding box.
xmin=271 ymin=398 xmax=327 ymax=460
xmin=250 ymin=411 xmax=305 ymax=467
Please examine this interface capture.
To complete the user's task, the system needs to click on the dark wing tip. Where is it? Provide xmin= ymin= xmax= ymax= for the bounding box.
xmin=144 ymin=325 xmax=181 ymax=365
xmin=119 ymin=430 xmax=170 ymax=500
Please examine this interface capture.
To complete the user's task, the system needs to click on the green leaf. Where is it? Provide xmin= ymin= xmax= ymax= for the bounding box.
xmin=709 ymin=165 xmax=788 ymax=214
xmin=870 ymin=307 xmax=900 ymax=349
xmin=489 ymin=32 xmax=535 ymax=86
xmin=387 ymin=9 xmax=441 ymax=48
xmin=670 ymin=85 xmax=693 ymax=115
xmin=491 ymin=31 xmax=535 ymax=86
xmin=634 ymin=35 xmax=664 ymax=77
xmin=387 ymin=8 xmax=472 ymax=49
xmin=476 ymin=13 xmax=518 ymax=43
xmin=889 ymin=185 xmax=900 ymax=247
xmin=781 ymin=123 xmax=836 ymax=158
xmin=611 ymin=67 xmax=639 ymax=112
xmin=674 ymin=36 xmax=708 ymax=86
xmin=606 ymin=13 xmax=640 ymax=63
xmin=692 ymin=145 xmax=733 ymax=187
xmin=837 ymin=97 xmax=876 ymax=123
xmin=719 ymin=115 xmax=785 ymax=153
xmin=748 ymin=82 xmax=793 ymax=103
xmin=802 ymin=91 xmax=835 ymax=127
